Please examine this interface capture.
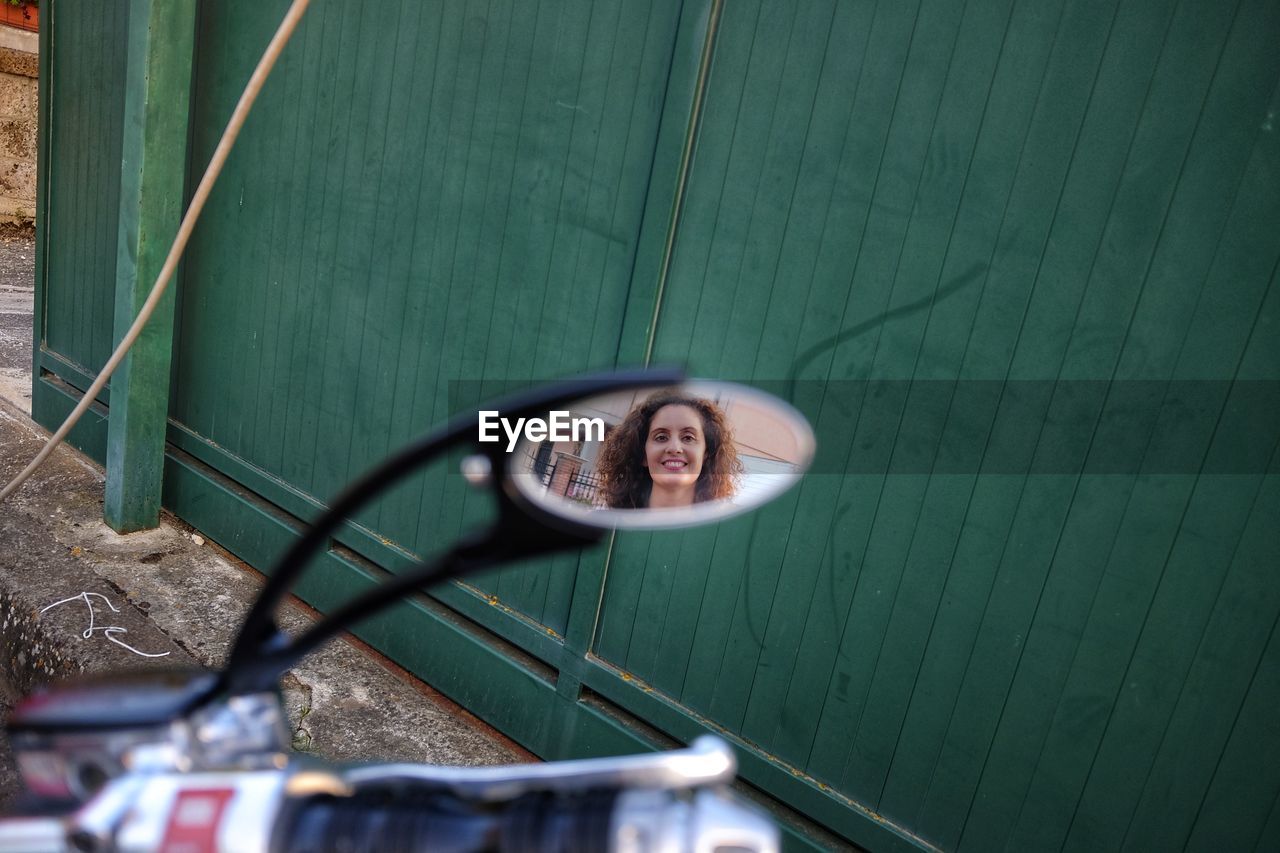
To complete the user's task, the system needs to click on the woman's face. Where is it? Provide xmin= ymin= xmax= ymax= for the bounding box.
xmin=644 ymin=404 xmax=706 ymax=503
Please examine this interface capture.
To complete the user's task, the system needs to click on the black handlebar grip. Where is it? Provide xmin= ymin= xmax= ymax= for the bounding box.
xmin=275 ymin=789 xmax=618 ymax=853
xmin=499 ymin=789 xmax=618 ymax=852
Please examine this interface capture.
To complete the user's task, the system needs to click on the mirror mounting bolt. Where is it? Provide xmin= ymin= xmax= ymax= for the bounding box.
xmin=460 ymin=454 xmax=493 ymax=487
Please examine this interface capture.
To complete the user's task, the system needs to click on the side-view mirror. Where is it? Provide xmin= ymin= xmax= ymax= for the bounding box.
xmin=220 ymin=371 xmax=814 ymax=696
xmin=504 ymin=381 xmax=815 ymax=530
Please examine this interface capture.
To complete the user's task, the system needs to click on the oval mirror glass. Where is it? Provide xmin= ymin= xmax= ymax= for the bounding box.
xmin=505 ymin=381 xmax=815 ymax=530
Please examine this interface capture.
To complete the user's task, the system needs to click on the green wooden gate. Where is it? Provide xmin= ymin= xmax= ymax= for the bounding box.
xmin=33 ymin=0 xmax=1280 ymax=850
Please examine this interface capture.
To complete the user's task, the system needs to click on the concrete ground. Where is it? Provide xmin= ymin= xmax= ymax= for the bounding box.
xmin=0 ymin=227 xmax=527 ymax=807
xmin=0 ymin=225 xmax=32 ymax=413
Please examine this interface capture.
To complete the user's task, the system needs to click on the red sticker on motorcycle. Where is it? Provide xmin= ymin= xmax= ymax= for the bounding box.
xmin=159 ymin=787 xmax=236 ymax=853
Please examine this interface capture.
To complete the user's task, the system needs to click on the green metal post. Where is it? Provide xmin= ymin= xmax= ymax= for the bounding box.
xmin=104 ymin=0 xmax=197 ymax=532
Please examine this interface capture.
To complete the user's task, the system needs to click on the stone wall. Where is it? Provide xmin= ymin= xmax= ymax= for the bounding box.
xmin=0 ymin=26 xmax=36 ymax=224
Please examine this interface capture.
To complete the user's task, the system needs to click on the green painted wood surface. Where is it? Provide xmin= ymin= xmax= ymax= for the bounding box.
xmin=166 ymin=0 xmax=685 ymax=635
xmin=103 ymin=0 xmax=197 ymax=532
xmin=34 ymin=0 xmax=1280 ymax=850
xmin=37 ymin=0 xmax=127 ymax=378
xmin=595 ymin=0 xmax=1280 ymax=849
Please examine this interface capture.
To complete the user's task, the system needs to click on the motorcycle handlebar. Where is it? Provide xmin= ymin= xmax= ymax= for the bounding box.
xmin=0 ymin=766 xmax=779 ymax=853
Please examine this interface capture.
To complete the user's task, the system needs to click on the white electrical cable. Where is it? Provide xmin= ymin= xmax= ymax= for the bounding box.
xmin=39 ymin=591 xmax=171 ymax=658
xmin=0 ymin=0 xmax=313 ymax=504
xmin=39 ymin=590 xmax=120 ymax=637
xmin=101 ymin=627 xmax=173 ymax=659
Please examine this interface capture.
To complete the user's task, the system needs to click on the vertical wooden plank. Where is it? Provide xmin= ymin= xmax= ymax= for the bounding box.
xmin=468 ymin=0 xmax=555 ymax=386
xmin=528 ymin=0 xmax=616 ymax=378
xmin=658 ymin=0 xmax=798 ymax=370
xmin=1013 ymin=4 xmax=1278 ymax=850
xmin=1070 ymin=70 xmax=1280 ymax=848
xmin=1181 ymin=605 xmax=1280 ymax=852
xmin=307 ymin=7 xmax=372 ymax=502
xmin=676 ymin=496 xmax=804 ymax=714
xmin=693 ymin=0 xmax=926 ymax=744
xmin=367 ymin=0 xmax=451 ymax=544
xmin=239 ymin=5 xmax=313 ymax=475
xmin=462 ymin=0 xmax=538 ymax=388
xmin=205 ymin=14 xmax=253 ymax=480
xmin=422 ymin=0 xmax=548 ymax=550
xmin=600 ymin=0 xmax=761 ymax=687
xmin=407 ymin=0 xmax=486 ymax=555
xmin=639 ymin=0 xmax=841 ymax=720
xmin=706 ymin=0 xmax=879 ymax=759
xmin=1259 ymin=803 xmax=1280 ymax=853
xmin=489 ymin=0 xmax=598 ymax=613
xmin=612 ymin=0 xmax=720 ymax=365
xmin=827 ymin=0 xmax=1035 ymax=803
xmin=764 ymin=0 xmax=1007 ymax=802
xmin=278 ymin=0 xmax=343 ymax=491
xmin=701 ymin=0 xmax=890 ymax=758
xmin=480 ymin=0 xmax=625 ymax=624
xmin=621 ymin=529 xmax=690 ymax=679
xmin=103 ymin=0 xmax=196 ymax=532
xmin=31 ymin=0 xmax=53 ymax=382
xmin=897 ymin=0 xmax=1127 ymax=840
xmin=570 ymin=0 xmax=669 ymax=370
xmin=335 ymin=0 xmax=409 ymax=508
xmin=90 ymin=0 xmax=115 ymax=369
xmin=51 ymin=0 xmax=90 ymax=371
xmin=255 ymin=6 xmax=320 ymax=481
xmin=222 ymin=13 xmax=273 ymax=465
xmin=945 ymin=0 xmax=1258 ymax=849
xmin=715 ymin=4 xmax=842 ymax=381
xmin=594 ymin=532 xmax=656 ymax=664
xmin=560 ymin=539 xmax=614 ymax=661
xmin=170 ymin=4 xmax=228 ymax=452
xmin=646 ymin=527 xmax=720 ymax=694
xmin=1116 ymin=460 xmax=1280 ymax=849
xmin=38 ymin=0 xmax=126 ymax=380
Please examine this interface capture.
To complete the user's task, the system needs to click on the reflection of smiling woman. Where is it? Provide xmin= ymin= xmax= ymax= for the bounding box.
xmin=596 ymin=392 xmax=743 ymax=509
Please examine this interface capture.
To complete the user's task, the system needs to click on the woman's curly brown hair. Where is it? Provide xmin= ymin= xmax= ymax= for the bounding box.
xmin=595 ymin=391 xmax=744 ymax=509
